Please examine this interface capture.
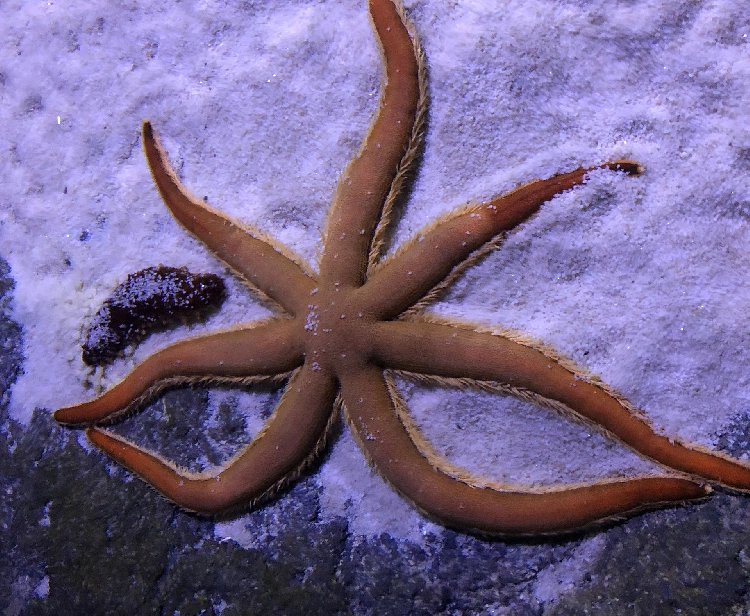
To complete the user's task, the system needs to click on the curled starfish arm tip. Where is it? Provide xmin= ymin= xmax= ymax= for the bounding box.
xmin=364 ymin=160 xmax=642 ymax=318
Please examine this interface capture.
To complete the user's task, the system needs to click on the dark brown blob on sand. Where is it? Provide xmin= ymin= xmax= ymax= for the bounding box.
xmin=82 ymin=266 xmax=226 ymax=367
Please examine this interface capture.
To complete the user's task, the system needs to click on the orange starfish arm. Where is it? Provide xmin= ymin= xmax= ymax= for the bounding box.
xmin=320 ymin=0 xmax=420 ymax=288
xmin=371 ymin=320 xmax=750 ymax=490
xmin=54 ymin=319 xmax=303 ymax=425
xmin=340 ymin=365 xmax=707 ymax=535
xmin=85 ymin=364 xmax=337 ymax=514
xmin=363 ymin=162 xmax=641 ymax=319
xmin=142 ymin=121 xmax=316 ymax=316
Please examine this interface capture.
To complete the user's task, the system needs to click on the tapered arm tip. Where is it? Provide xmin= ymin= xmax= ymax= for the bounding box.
xmin=53 ymin=405 xmax=88 ymax=427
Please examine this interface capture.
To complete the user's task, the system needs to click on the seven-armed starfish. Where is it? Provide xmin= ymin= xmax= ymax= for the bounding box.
xmin=55 ymin=0 xmax=750 ymax=535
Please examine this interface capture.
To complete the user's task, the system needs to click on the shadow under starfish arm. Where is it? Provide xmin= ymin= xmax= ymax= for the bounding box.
xmin=340 ymin=364 xmax=708 ymax=536
xmin=54 ymin=319 xmax=303 ymax=425
xmin=372 ymin=320 xmax=750 ymax=490
xmin=142 ymin=121 xmax=316 ymax=317
xmin=362 ymin=162 xmax=641 ymax=319
xmin=86 ymin=364 xmax=338 ymax=514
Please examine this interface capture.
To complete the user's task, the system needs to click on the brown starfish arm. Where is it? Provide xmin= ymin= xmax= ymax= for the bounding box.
xmin=320 ymin=0 xmax=420 ymax=287
xmin=84 ymin=364 xmax=338 ymax=515
xmin=54 ymin=319 xmax=303 ymax=426
xmin=371 ymin=320 xmax=750 ymax=490
xmin=362 ymin=162 xmax=641 ymax=319
xmin=340 ymin=365 xmax=707 ymax=535
xmin=142 ymin=121 xmax=316 ymax=316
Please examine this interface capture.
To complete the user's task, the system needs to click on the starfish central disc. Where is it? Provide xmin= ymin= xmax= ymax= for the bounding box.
xmin=303 ymin=287 xmax=374 ymax=375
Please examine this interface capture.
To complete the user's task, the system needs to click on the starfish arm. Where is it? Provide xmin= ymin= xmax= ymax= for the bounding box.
xmin=142 ymin=121 xmax=316 ymax=316
xmin=54 ymin=319 xmax=303 ymax=425
xmin=319 ymin=0 xmax=420 ymax=288
xmin=361 ymin=162 xmax=641 ymax=319
xmin=340 ymin=365 xmax=707 ymax=535
xmin=85 ymin=363 xmax=338 ymax=515
xmin=371 ymin=320 xmax=750 ymax=491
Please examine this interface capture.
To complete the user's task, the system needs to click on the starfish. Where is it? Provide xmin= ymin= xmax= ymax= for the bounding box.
xmin=55 ymin=0 xmax=750 ymax=535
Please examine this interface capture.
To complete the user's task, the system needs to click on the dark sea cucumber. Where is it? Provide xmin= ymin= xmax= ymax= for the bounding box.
xmin=82 ymin=266 xmax=226 ymax=367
